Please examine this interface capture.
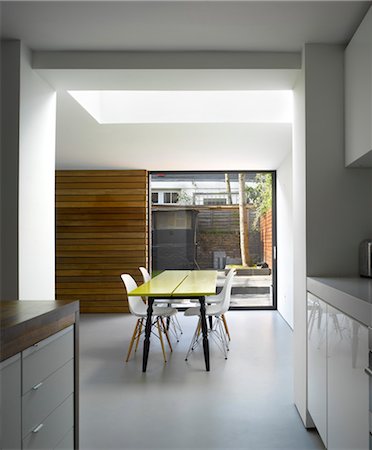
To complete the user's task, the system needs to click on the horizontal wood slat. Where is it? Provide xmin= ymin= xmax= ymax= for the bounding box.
xmin=55 ymin=170 xmax=148 ymax=313
xmin=57 ymin=258 xmax=147 ymax=265
xmin=57 ymin=195 xmax=146 ymax=202
xmin=56 ymin=202 xmax=146 ymax=208
xmin=56 ymin=170 xmax=143 ymax=177
xmin=57 ymin=232 xmax=145 ymax=239
xmin=56 ymin=251 xmax=146 ymax=257
xmin=56 ymin=182 xmax=146 ymax=189
xmin=56 ymin=176 xmax=146 ymax=184
xmin=57 ymin=189 xmax=146 ymax=196
xmin=57 ymin=238 xmax=145 ymax=245
xmin=57 ymin=207 xmax=146 ymax=214
xmin=56 ymin=269 xmax=142 ymax=276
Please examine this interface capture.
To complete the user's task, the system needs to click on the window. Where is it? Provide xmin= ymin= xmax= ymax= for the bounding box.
xmin=164 ymin=192 xmax=179 ymax=204
xmin=152 ymin=192 xmax=159 ymax=204
xmin=203 ymin=198 xmax=227 ymax=206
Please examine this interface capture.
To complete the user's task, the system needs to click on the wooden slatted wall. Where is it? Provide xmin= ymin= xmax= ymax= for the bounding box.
xmin=55 ymin=170 xmax=148 ymax=313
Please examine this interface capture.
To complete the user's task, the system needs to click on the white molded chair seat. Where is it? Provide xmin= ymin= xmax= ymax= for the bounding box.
xmin=121 ymin=273 xmax=177 ymax=363
xmin=187 ymin=268 xmax=236 ymax=306
xmin=184 ymin=269 xmax=235 ymax=360
xmin=139 ymin=267 xmax=183 ymax=340
xmin=184 ymin=302 xmax=223 ymax=317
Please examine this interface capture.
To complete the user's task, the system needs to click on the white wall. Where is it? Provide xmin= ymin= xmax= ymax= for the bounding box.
xmin=277 ymin=152 xmax=293 ymax=328
xmin=292 ymin=52 xmax=309 ymax=427
xmin=18 ymin=44 xmax=56 ymax=299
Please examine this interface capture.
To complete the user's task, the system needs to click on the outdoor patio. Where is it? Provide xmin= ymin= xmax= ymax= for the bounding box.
xmin=217 ymin=271 xmax=272 ymax=308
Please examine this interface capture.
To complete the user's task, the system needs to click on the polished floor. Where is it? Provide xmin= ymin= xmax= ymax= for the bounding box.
xmin=79 ymin=311 xmax=324 ymax=450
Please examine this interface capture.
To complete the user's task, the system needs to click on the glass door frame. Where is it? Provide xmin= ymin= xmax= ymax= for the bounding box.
xmin=148 ymin=170 xmax=277 ymax=311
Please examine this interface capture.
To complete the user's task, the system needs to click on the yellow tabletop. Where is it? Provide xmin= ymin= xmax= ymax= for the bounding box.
xmin=127 ymin=270 xmax=217 ymax=298
xmin=173 ymin=270 xmax=217 ymax=297
xmin=127 ymin=270 xmax=190 ymax=297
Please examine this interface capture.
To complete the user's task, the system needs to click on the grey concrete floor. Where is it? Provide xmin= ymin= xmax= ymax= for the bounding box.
xmin=79 ymin=311 xmax=324 ymax=450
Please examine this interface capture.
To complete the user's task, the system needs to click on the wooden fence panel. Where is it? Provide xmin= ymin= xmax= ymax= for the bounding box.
xmin=55 ymin=170 xmax=148 ymax=313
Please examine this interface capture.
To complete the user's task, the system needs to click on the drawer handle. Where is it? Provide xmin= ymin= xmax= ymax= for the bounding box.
xmin=32 ymin=424 xmax=44 ymax=433
xmin=32 ymin=382 xmax=43 ymax=390
xmin=365 ymin=367 xmax=372 ymax=377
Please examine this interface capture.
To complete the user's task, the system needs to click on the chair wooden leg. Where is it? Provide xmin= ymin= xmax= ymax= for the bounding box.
xmin=157 ymin=319 xmax=167 ymax=363
xmin=135 ymin=318 xmax=143 ymax=352
xmin=221 ymin=314 xmax=231 ymax=341
xmin=197 ymin=320 xmax=201 ymax=338
xmin=160 ymin=317 xmax=173 ymax=352
xmin=126 ymin=319 xmax=140 ymax=362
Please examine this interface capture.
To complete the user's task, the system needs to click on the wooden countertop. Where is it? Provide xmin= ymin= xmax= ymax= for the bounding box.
xmin=0 ymin=300 xmax=79 ymax=362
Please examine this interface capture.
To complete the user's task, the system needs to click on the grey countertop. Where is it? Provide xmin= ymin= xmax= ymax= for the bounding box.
xmin=307 ymin=277 xmax=372 ymax=327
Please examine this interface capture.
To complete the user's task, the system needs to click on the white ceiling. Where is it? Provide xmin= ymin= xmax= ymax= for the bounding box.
xmin=2 ymin=1 xmax=371 ymax=52
xmin=56 ymin=91 xmax=292 ymax=171
xmin=3 ymin=1 xmax=370 ymax=171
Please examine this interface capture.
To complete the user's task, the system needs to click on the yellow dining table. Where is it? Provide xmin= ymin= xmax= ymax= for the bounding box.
xmin=127 ymin=270 xmax=217 ymax=372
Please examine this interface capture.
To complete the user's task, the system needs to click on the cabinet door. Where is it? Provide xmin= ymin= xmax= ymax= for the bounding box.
xmin=307 ymin=293 xmax=327 ymax=446
xmin=327 ymin=305 xmax=369 ymax=450
xmin=345 ymin=6 xmax=372 ymax=166
xmin=0 ymin=354 xmax=22 ymax=449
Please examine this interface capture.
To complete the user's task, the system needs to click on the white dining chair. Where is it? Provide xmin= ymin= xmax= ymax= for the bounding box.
xmin=121 ymin=274 xmax=177 ymax=363
xmin=184 ymin=269 xmax=236 ymax=360
xmin=139 ymin=267 xmax=183 ymax=341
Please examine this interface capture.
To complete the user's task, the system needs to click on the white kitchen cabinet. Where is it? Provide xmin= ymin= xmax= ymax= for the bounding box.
xmin=327 ymin=305 xmax=369 ymax=450
xmin=345 ymin=6 xmax=372 ymax=167
xmin=307 ymin=291 xmax=369 ymax=449
xmin=0 ymin=326 xmax=75 ymax=450
xmin=0 ymin=354 xmax=22 ymax=450
xmin=21 ymin=326 xmax=74 ymax=450
xmin=307 ymin=293 xmax=327 ymax=447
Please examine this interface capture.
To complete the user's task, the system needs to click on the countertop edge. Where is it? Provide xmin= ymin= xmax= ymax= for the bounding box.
xmin=307 ymin=277 xmax=371 ymax=327
xmin=0 ymin=300 xmax=80 ymax=362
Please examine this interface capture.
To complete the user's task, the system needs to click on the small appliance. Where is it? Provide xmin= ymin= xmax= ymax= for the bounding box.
xmin=360 ymin=239 xmax=372 ymax=278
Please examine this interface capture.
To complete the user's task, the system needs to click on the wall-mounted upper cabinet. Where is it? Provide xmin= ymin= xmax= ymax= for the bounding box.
xmin=345 ymin=6 xmax=372 ymax=167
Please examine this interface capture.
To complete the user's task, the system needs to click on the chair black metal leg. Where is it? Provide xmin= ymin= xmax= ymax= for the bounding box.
xmin=142 ymin=297 xmax=154 ymax=372
xmin=199 ymin=296 xmax=210 ymax=371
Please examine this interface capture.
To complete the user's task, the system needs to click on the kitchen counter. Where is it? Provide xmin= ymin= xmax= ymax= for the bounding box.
xmin=307 ymin=277 xmax=372 ymax=327
xmin=0 ymin=300 xmax=80 ymax=449
xmin=0 ymin=300 xmax=79 ymax=362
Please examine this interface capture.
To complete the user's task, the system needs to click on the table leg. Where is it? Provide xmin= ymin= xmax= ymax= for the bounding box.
xmin=199 ymin=296 xmax=210 ymax=371
xmin=143 ymin=297 xmax=154 ymax=372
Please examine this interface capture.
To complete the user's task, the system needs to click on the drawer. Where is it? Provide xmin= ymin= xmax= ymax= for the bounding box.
xmin=22 ymin=326 xmax=74 ymax=394
xmin=22 ymin=394 xmax=74 ymax=450
xmin=54 ymin=428 xmax=74 ymax=450
xmin=0 ymin=353 xmax=22 ymax=450
xmin=22 ymin=359 xmax=74 ymax=437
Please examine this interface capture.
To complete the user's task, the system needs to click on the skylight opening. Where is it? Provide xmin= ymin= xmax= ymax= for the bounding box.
xmin=68 ymin=90 xmax=293 ymax=124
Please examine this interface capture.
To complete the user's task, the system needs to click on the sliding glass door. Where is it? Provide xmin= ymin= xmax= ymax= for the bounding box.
xmin=149 ymin=171 xmax=276 ymax=310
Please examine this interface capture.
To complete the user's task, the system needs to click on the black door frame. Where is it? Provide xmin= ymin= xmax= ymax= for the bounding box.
xmin=148 ymin=170 xmax=277 ymax=311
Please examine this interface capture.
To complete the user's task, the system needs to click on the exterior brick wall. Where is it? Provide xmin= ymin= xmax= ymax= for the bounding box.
xmin=196 ymin=207 xmax=262 ymax=269
xmin=197 ymin=231 xmax=240 ymax=268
